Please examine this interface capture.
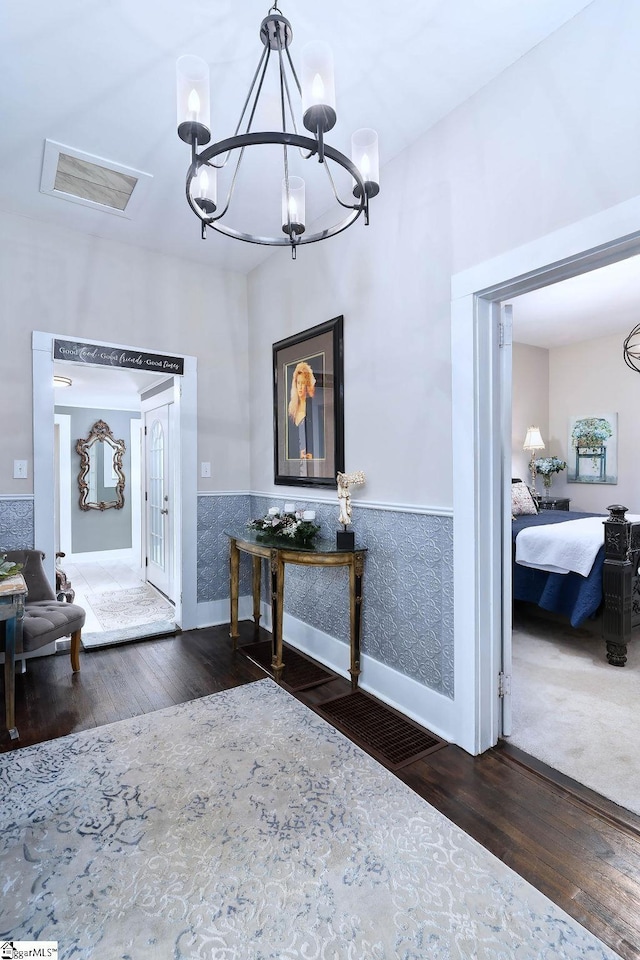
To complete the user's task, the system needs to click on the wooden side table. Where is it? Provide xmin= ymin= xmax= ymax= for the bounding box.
xmin=0 ymin=573 xmax=27 ymax=739
xmin=227 ymin=532 xmax=366 ymax=690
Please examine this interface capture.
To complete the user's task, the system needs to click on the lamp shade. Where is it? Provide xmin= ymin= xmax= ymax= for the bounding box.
xmin=301 ymin=41 xmax=336 ymax=133
xmin=523 ymin=426 xmax=545 ymax=451
xmin=351 ymin=128 xmax=379 ymax=198
xmin=191 ymin=164 xmax=217 ymax=215
xmin=176 ymin=55 xmax=211 ymax=145
xmin=281 ymin=177 xmax=305 ymax=236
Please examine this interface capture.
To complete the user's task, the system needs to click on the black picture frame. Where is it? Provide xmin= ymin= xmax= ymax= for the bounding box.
xmin=273 ymin=316 xmax=344 ymax=488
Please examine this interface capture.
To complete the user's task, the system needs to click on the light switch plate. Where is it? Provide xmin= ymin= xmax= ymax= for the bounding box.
xmin=201 ymin=462 xmax=211 ymax=478
xmin=13 ymin=459 xmax=28 ymax=479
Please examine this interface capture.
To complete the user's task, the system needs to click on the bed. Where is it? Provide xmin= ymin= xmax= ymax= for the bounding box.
xmin=511 ymin=482 xmax=640 ymax=666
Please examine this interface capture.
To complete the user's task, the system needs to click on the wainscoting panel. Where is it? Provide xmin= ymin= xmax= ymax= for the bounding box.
xmin=0 ymin=497 xmax=34 ymax=550
xmin=4 ymin=492 xmax=453 ymax=699
xmin=247 ymin=495 xmax=454 ymax=698
xmin=197 ymin=494 xmax=251 ymax=603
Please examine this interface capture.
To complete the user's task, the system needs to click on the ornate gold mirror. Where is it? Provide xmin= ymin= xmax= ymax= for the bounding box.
xmin=76 ymin=419 xmax=126 ymax=511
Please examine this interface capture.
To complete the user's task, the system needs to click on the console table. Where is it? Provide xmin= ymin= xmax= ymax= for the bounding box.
xmin=226 ymin=532 xmax=366 ymax=690
xmin=0 ymin=573 xmax=27 ymax=740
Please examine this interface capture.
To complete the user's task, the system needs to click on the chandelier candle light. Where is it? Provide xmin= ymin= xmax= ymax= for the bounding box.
xmin=176 ymin=5 xmax=379 ymax=258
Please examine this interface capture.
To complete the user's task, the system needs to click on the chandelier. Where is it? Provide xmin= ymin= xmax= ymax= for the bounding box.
xmin=623 ymin=322 xmax=640 ymax=372
xmin=176 ymin=4 xmax=379 ymax=258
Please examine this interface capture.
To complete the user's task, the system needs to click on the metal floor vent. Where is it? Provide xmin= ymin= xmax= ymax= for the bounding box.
xmin=241 ymin=640 xmax=336 ymax=692
xmin=40 ymin=140 xmax=152 ymax=217
xmin=316 ymin=691 xmax=447 ymax=769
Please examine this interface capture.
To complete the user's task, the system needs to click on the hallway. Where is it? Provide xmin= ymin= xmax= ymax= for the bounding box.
xmin=63 ymin=558 xmax=176 ymax=647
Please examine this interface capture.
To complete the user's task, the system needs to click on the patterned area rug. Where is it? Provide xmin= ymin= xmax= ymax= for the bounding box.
xmin=0 ymin=681 xmax=621 ymax=959
xmin=87 ymin=584 xmax=174 ymax=630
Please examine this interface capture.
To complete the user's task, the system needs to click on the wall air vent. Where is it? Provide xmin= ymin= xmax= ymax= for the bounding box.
xmin=40 ymin=140 xmax=152 ymax=219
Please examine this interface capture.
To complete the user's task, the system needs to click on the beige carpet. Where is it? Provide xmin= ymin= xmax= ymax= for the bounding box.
xmin=510 ymin=611 xmax=640 ymax=815
xmin=0 ymin=680 xmax=620 ymax=959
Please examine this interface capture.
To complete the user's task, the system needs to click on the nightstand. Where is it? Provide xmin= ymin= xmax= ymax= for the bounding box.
xmin=538 ymin=497 xmax=570 ymax=512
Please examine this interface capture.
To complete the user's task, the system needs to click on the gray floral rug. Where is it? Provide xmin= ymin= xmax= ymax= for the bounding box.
xmin=0 ymin=681 xmax=621 ymax=959
xmin=87 ymin=583 xmax=174 ymax=630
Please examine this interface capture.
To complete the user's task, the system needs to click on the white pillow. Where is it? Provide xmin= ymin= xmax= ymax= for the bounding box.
xmin=512 ymin=482 xmax=538 ymax=517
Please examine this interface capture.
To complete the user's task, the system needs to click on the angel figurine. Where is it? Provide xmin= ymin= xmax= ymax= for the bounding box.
xmin=336 ymin=471 xmax=366 ymax=527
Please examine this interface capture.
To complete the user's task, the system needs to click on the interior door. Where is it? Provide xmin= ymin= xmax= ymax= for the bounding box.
xmin=500 ymin=303 xmax=514 ymax=737
xmin=144 ymin=403 xmax=173 ymax=599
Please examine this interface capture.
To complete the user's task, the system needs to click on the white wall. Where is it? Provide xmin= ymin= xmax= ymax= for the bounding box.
xmin=512 ymin=344 xmax=549 ymax=484
xmin=247 ymin=0 xmax=640 ymax=510
xmin=549 ymin=332 xmax=640 ymax=512
xmin=0 ymin=212 xmax=250 ymax=496
xmin=511 ymin=333 xmax=640 ymax=513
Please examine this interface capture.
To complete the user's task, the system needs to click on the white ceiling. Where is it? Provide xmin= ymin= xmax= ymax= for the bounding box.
xmin=9 ymin=0 xmax=631 ymax=352
xmin=509 ymin=253 xmax=640 ymax=349
xmin=2 ymin=0 xmax=594 ymax=277
xmin=53 ymin=363 xmax=169 ymax=410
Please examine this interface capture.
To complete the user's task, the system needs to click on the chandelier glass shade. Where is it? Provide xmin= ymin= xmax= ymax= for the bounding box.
xmin=176 ymin=5 xmax=379 ymax=257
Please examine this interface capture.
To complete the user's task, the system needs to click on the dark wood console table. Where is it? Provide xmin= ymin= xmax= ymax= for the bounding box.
xmin=226 ymin=532 xmax=366 ymax=689
xmin=0 ymin=573 xmax=27 ymax=739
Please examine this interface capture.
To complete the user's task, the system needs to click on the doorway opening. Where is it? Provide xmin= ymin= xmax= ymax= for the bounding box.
xmin=451 ymin=194 xmax=640 ymax=758
xmin=53 ymin=370 xmax=176 ymax=646
xmin=33 ymin=332 xmax=199 ymax=645
xmin=501 ymin=255 xmax=640 ymax=814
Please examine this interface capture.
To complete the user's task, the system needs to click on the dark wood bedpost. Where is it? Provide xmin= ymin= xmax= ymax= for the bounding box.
xmin=602 ymin=504 xmax=632 ymax=666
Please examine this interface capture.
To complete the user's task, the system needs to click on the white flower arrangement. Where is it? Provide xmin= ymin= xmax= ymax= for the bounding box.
xmin=534 ymin=456 xmax=567 ymax=489
xmin=247 ymin=508 xmax=320 ymax=547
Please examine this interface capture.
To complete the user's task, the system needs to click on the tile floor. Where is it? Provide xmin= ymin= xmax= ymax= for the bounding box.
xmin=62 ymin=558 xmax=172 ymax=635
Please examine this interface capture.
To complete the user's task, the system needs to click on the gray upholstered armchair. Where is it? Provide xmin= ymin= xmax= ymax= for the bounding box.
xmin=2 ymin=549 xmax=85 ymax=739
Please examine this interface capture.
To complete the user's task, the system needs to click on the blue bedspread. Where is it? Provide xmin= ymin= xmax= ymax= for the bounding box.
xmin=512 ymin=511 xmax=606 ymax=628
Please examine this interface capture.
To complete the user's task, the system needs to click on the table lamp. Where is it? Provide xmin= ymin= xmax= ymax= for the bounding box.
xmin=523 ymin=426 xmax=545 ymax=492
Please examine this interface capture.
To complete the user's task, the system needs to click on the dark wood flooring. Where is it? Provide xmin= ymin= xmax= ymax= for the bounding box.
xmin=2 ymin=622 xmax=639 ymax=960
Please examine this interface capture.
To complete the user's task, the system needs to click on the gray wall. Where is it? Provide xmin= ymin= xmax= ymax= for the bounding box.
xmin=57 ymin=406 xmax=140 ymax=555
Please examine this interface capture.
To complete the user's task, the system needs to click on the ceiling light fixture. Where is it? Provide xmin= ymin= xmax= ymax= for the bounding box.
xmin=176 ymin=4 xmax=379 ymax=259
xmin=53 ymin=375 xmax=73 ymax=388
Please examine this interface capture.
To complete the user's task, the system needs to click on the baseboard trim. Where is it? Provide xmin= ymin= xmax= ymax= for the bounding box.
xmin=196 ymin=596 xmax=253 ymax=628
xmin=260 ymin=603 xmax=455 ymax=744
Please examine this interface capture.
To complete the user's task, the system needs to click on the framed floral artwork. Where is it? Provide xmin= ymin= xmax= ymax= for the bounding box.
xmin=273 ymin=316 xmax=344 ymax=488
xmin=567 ymin=413 xmax=618 ymax=484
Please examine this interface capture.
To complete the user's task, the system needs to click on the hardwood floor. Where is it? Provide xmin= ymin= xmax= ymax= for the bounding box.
xmin=2 ymin=622 xmax=639 ymax=959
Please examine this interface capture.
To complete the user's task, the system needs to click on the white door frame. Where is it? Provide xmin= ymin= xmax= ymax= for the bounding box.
xmin=451 ymin=194 xmax=640 ymax=756
xmin=142 ymin=386 xmax=177 ymax=603
xmin=32 ymin=332 xmax=198 ymax=630
xmin=54 ymin=413 xmax=72 ymax=556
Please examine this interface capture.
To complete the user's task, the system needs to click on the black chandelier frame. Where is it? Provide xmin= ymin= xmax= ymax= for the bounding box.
xmin=623 ymin=322 xmax=640 ymax=373
xmin=179 ymin=6 xmax=378 ymax=255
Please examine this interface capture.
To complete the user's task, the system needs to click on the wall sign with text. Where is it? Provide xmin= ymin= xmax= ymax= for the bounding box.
xmin=53 ymin=339 xmax=184 ymax=376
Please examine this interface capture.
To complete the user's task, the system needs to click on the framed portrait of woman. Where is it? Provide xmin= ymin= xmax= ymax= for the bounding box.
xmin=273 ymin=316 xmax=344 ymax=487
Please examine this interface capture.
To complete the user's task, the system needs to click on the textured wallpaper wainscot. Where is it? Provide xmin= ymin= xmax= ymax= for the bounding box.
xmin=197 ymin=494 xmax=252 ymax=603
xmin=197 ymin=494 xmax=453 ymax=699
xmin=0 ymin=498 xmax=34 ymax=550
